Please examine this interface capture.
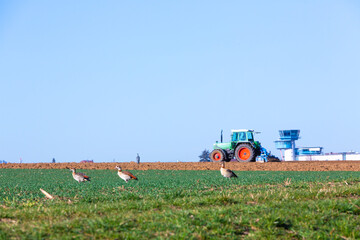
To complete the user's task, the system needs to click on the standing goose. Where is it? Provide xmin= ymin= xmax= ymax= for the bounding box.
xmin=69 ymin=168 xmax=91 ymax=183
xmin=220 ymin=162 xmax=238 ymax=178
xmin=115 ymin=166 xmax=138 ymax=183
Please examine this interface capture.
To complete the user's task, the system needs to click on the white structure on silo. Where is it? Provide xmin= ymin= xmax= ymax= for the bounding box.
xmin=274 ymin=130 xmax=300 ymax=161
xmin=275 ymin=129 xmax=360 ymax=161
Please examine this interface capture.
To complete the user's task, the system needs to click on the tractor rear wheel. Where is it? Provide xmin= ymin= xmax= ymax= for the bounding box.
xmin=235 ymin=144 xmax=255 ymax=162
xmin=209 ymin=149 xmax=226 ymax=162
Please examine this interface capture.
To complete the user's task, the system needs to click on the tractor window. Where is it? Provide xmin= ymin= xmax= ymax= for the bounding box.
xmin=247 ymin=132 xmax=254 ymax=141
xmin=239 ymin=132 xmax=246 ymax=141
xmin=232 ymin=133 xmax=238 ymax=141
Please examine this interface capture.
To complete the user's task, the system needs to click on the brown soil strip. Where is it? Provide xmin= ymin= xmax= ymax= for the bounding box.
xmin=1 ymin=161 xmax=360 ymax=171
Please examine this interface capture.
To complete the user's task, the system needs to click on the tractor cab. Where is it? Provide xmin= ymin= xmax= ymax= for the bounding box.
xmin=230 ymin=129 xmax=260 ymax=150
xmin=231 ymin=129 xmax=254 ymax=142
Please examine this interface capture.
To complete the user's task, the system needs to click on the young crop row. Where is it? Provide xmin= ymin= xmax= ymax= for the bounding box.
xmin=1 ymin=169 xmax=360 ymax=204
xmin=1 ymin=169 xmax=360 ymax=239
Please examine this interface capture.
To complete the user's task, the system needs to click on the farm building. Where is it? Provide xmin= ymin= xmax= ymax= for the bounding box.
xmin=80 ymin=160 xmax=94 ymax=163
xmin=275 ymin=129 xmax=360 ymax=161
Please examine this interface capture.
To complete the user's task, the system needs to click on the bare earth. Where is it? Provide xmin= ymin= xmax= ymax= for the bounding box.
xmin=1 ymin=161 xmax=360 ymax=171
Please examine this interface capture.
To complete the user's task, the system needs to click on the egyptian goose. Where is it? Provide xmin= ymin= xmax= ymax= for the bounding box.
xmin=69 ymin=168 xmax=91 ymax=183
xmin=220 ymin=162 xmax=238 ymax=178
xmin=115 ymin=166 xmax=138 ymax=182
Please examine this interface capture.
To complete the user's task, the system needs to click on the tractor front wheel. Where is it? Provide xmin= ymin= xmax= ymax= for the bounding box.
xmin=235 ymin=144 xmax=255 ymax=162
xmin=209 ymin=149 xmax=226 ymax=162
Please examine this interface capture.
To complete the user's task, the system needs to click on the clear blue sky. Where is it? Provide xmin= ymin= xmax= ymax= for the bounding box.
xmin=1 ymin=1 xmax=360 ymax=163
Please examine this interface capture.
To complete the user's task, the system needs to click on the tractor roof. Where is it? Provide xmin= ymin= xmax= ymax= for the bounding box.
xmin=231 ymin=129 xmax=254 ymax=132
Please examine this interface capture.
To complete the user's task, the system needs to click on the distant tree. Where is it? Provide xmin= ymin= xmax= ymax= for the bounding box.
xmin=199 ymin=149 xmax=211 ymax=162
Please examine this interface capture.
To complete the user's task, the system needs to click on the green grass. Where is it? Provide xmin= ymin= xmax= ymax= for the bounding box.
xmin=0 ymin=169 xmax=360 ymax=239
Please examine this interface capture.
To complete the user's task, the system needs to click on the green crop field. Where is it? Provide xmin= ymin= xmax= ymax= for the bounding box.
xmin=0 ymin=169 xmax=360 ymax=239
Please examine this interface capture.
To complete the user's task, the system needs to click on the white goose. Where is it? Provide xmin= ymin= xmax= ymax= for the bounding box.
xmin=69 ymin=168 xmax=91 ymax=183
xmin=220 ymin=162 xmax=238 ymax=178
xmin=115 ymin=166 xmax=138 ymax=183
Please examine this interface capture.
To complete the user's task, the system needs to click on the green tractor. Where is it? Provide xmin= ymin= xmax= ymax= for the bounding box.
xmin=209 ymin=129 xmax=278 ymax=162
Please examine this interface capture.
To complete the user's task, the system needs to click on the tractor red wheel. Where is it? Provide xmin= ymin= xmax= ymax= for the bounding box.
xmin=210 ymin=149 xmax=225 ymax=162
xmin=235 ymin=144 xmax=255 ymax=162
